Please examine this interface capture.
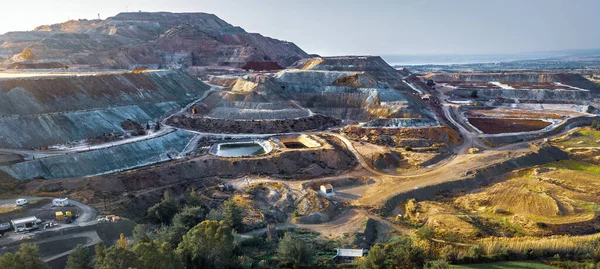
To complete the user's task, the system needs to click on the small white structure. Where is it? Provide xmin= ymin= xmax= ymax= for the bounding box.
xmin=320 ymin=184 xmax=334 ymax=196
xmin=52 ymin=198 xmax=69 ymax=207
xmin=11 ymin=216 xmax=41 ymax=232
xmin=334 ymin=247 xmax=366 ymax=262
xmin=15 ymin=199 xmax=28 ymax=206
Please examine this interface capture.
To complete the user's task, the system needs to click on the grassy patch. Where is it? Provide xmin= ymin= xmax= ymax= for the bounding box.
xmin=450 ymin=261 xmax=556 ymax=269
xmin=544 ymin=160 xmax=600 ymax=176
xmin=554 ymin=128 xmax=600 ymax=148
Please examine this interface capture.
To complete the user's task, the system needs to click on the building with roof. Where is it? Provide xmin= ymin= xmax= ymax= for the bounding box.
xmin=11 ymin=216 xmax=41 ymax=232
xmin=320 ymin=184 xmax=334 ymax=196
xmin=333 ymin=247 xmax=366 ymax=263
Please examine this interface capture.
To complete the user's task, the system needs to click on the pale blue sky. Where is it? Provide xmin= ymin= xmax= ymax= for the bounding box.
xmin=0 ymin=0 xmax=598 ymax=56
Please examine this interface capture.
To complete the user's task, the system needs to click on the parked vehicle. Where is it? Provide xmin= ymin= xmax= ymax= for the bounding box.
xmin=15 ymin=199 xmax=28 ymax=206
xmin=52 ymin=198 xmax=69 ymax=207
xmin=0 ymin=223 xmax=11 ymax=237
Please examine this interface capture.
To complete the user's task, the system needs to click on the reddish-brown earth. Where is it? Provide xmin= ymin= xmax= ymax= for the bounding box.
xmin=468 ymin=117 xmax=552 ymax=134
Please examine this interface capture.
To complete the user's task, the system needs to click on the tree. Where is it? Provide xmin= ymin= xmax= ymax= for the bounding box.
xmin=183 ymin=188 xmax=204 ymax=207
xmin=388 ymin=237 xmax=425 ymax=269
xmin=117 ymin=233 xmax=130 ymax=249
xmin=0 ymin=252 xmax=16 ymax=269
xmin=172 ymin=206 xmax=205 ymax=229
xmin=157 ymin=224 xmax=188 ymax=248
xmin=358 ymin=244 xmax=386 ymax=269
xmin=276 ymin=232 xmax=314 ymax=269
xmin=95 ymin=245 xmax=141 ymax=269
xmin=133 ymin=224 xmax=152 ymax=243
xmin=592 ymin=120 xmax=600 ymax=131
xmin=415 ymin=226 xmax=435 ymax=241
xmin=133 ymin=241 xmax=184 ymax=269
xmin=147 ymin=191 xmax=179 ymax=224
xmin=177 ymin=220 xmax=235 ymax=269
xmin=424 ymin=260 xmax=450 ymax=269
xmin=66 ymin=245 xmax=92 ymax=269
xmin=468 ymin=245 xmax=483 ymax=260
xmin=0 ymin=243 xmax=48 ymax=269
xmin=405 ymin=198 xmax=419 ymax=219
xmin=92 ymin=243 xmax=107 ymax=267
xmin=587 ymin=237 xmax=600 ymax=261
xmin=440 ymin=245 xmax=457 ymax=263
xmin=223 ymin=199 xmax=243 ymax=231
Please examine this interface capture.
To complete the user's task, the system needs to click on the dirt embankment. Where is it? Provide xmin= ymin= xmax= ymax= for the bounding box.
xmin=27 ymin=135 xmax=356 ymax=204
xmin=167 ymin=114 xmax=341 ymax=134
xmin=379 ymin=144 xmax=570 ymax=216
xmin=343 ymin=126 xmax=461 ymax=148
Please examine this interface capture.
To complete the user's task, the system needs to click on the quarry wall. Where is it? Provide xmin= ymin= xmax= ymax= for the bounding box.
xmin=0 ymin=71 xmax=210 ymax=149
xmin=0 ymin=130 xmax=196 ymax=180
xmin=452 ymin=88 xmax=591 ymax=102
xmin=0 ymin=101 xmax=186 ymax=149
xmin=0 ymin=71 xmax=209 ymax=116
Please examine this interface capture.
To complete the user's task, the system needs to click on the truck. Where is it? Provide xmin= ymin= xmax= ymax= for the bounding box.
xmin=0 ymin=223 xmax=11 ymax=237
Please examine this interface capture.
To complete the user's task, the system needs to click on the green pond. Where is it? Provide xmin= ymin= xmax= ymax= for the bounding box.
xmin=217 ymin=142 xmax=266 ymax=157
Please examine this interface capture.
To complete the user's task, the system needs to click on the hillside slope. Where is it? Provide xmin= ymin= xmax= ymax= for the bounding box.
xmin=0 ymin=12 xmax=308 ymax=69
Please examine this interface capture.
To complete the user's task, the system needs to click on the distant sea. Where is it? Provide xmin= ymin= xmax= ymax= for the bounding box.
xmin=382 ymin=52 xmax=567 ymax=66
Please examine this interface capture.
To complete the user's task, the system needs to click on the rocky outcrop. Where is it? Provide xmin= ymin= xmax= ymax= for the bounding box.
xmin=0 ymin=12 xmax=308 ymax=68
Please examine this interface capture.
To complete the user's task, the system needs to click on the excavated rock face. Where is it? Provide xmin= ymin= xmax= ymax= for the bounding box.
xmin=292 ymin=56 xmax=412 ymax=90
xmin=428 ymin=72 xmax=600 ymax=93
xmin=0 ymin=71 xmax=210 ymax=149
xmin=0 ymin=12 xmax=308 ymax=68
xmin=169 ymin=57 xmax=438 ymax=133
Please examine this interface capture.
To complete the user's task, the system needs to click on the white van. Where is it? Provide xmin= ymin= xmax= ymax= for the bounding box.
xmin=52 ymin=198 xmax=69 ymax=207
xmin=15 ymin=199 xmax=28 ymax=206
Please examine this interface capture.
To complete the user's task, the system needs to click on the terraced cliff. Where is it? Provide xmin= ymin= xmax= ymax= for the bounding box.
xmin=0 ymin=130 xmax=196 ymax=180
xmin=0 ymin=71 xmax=208 ymax=115
xmin=429 ymin=72 xmax=600 ymax=93
xmin=169 ymin=57 xmax=437 ymax=133
xmin=0 ymin=71 xmax=209 ymax=149
xmin=293 ymin=56 xmax=412 ymax=90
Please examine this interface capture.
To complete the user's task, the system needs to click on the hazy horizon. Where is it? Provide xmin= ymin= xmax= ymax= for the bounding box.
xmin=0 ymin=0 xmax=598 ymax=56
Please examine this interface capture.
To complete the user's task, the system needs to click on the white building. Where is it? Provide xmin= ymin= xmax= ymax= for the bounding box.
xmin=320 ymin=184 xmax=334 ymax=196
xmin=334 ymin=247 xmax=366 ymax=262
xmin=11 ymin=216 xmax=41 ymax=232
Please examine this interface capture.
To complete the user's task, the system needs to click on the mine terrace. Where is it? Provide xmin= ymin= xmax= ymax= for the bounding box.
xmin=0 ymin=10 xmax=599 ymax=269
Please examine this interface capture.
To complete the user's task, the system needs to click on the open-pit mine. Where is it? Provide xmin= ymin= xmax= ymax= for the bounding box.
xmin=1 ymin=10 xmax=600 ymax=269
